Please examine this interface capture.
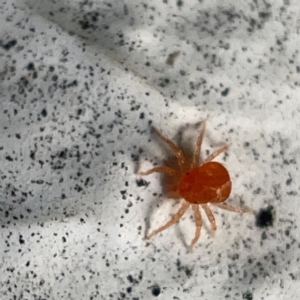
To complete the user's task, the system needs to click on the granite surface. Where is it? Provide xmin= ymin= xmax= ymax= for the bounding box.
xmin=0 ymin=0 xmax=299 ymax=299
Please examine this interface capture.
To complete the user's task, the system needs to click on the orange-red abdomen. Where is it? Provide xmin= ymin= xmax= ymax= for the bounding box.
xmin=177 ymin=162 xmax=232 ymax=204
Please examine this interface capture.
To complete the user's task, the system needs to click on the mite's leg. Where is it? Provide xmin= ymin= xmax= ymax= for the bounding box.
xmin=201 ymin=204 xmax=217 ymax=234
xmin=147 ymin=201 xmax=190 ymax=239
xmin=192 ymin=121 xmax=206 ymax=167
xmin=202 ymin=145 xmax=229 ymax=164
xmin=138 ymin=166 xmax=178 ymax=176
xmin=153 ymin=128 xmax=185 ymax=170
xmin=190 ymin=204 xmax=202 ymax=251
xmin=213 ymin=202 xmax=255 ymax=214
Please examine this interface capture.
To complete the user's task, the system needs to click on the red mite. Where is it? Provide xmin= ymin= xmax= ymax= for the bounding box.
xmin=138 ymin=121 xmax=253 ymax=250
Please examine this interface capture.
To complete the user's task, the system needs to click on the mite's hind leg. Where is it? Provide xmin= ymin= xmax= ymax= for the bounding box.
xmin=192 ymin=121 xmax=206 ymax=167
xmin=190 ymin=204 xmax=202 ymax=251
xmin=202 ymin=145 xmax=229 ymax=164
xmin=153 ymin=128 xmax=185 ymax=169
xmin=138 ymin=166 xmax=177 ymax=176
xmin=201 ymin=204 xmax=217 ymax=234
xmin=213 ymin=203 xmax=254 ymax=214
xmin=147 ymin=201 xmax=190 ymax=240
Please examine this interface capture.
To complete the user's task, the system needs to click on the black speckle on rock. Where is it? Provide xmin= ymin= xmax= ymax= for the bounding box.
xmin=127 ymin=275 xmax=134 ymax=283
xmin=79 ymin=20 xmax=92 ymax=30
xmin=249 ymin=18 xmax=256 ymax=28
xmin=253 ymin=187 xmax=261 ymax=195
xmin=84 ymin=177 xmax=92 ymax=186
xmin=2 ymin=39 xmax=17 ymax=51
xmin=259 ymin=12 xmax=271 ymax=19
xmin=69 ymin=80 xmax=78 ymax=87
xmin=177 ymin=0 xmax=183 ymax=7
xmin=286 ymin=178 xmax=292 ymax=185
xmin=20 ymin=77 xmax=29 ymax=87
xmin=256 ymin=206 xmax=275 ymax=228
xmin=5 ymin=155 xmax=13 ymax=161
xmin=26 ymin=261 xmax=30 ymax=267
xmin=62 ymin=236 xmax=66 ymax=243
xmin=75 ymin=184 xmax=83 ymax=192
xmin=136 ymin=179 xmax=149 ymax=187
xmin=289 ymin=273 xmax=296 ymax=280
xmin=59 ymin=149 xmax=68 ymax=159
xmin=39 ymin=279 xmax=45 ymax=286
xmin=90 ymin=12 xmax=99 ymax=22
xmin=41 ymin=108 xmax=47 ymax=117
xmin=138 ymin=271 xmax=143 ymax=280
xmin=30 ymin=150 xmax=35 ymax=160
xmin=52 ymin=75 xmax=58 ymax=81
xmin=151 ymin=285 xmax=161 ymax=296
xmin=221 ymin=88 xmax=230 ymax=96
xmin=176 ymin=259 xmax=193 ymax=277
xmin=243 ymin=291 xmax=253 ymax=300
xmin=166 ymin=51 xmax=180 ymax=66
xmin=261 ymin=231 xmax=268 ymax=240
xmin=19 ymin=235 xmax=25 ymax=244
xmin=27 ymin=62 xmax=35 ymax=70
xmin=159 ymin=78 xmax=170 ymax=87
xmin=185 ymin=267 xmax=193 ymax=277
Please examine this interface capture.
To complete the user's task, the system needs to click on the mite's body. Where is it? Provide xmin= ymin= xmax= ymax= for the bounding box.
xmin=138 ymin=121 xmax=253 ymax=250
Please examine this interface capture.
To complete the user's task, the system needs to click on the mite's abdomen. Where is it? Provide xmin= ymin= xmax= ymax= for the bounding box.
xmin=177 ymin=162 xmax=232 ymax=204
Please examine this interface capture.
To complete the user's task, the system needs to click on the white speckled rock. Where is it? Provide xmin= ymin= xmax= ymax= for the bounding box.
xmin=0 ymin=0 xmax=299 ymax=299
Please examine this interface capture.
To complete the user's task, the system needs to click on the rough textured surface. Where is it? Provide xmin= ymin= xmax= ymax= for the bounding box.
xmin=0 ymin=0 xmax=299 ymax=299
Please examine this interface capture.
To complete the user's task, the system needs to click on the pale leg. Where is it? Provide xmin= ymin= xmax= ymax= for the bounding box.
xmin=190 ymin=204 xmax=202 ymax=250
xmin=201 ymin=204 xmax=217 ymax=233
xmin=192 ymin=121 xmax=206 ymax=168
xmin=202 ymin=145 xmax=229 ymax=164
xmin=213 ymin=202 xmax=254 ymax=214
xmin=153 ymin=128 xmax=185 ymax=169
xmin=147 ymin=201 xmax=190 ymax=239
xmin=138 ymin=166 xmax=177 ymax=176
